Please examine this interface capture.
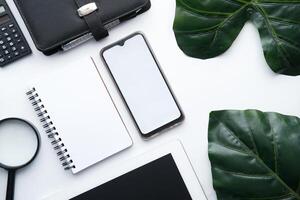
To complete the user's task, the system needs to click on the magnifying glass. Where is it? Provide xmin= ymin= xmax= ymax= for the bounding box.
xmin=0 ymin=118 xmax=40 ymax=200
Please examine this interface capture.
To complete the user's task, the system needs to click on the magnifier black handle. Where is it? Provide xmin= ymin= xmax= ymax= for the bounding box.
xmin=6 ymin=170 xmax=16 ymax=200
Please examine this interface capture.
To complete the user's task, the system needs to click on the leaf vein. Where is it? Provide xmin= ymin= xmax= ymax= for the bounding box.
xmin=257 ymin=0 xmax=300 ymax=5
xmin=209 ymin=4 xmax=249 ymax=48
xmin=277 ymin=36 xmax=300 ymax=52
xmin=269 ymin=16 xmax=300 ymax=26
xmin=264 ymin=115 xmax=279 ymax=174
xmin=175 ymin=5 xmax=248 ymax=40
xmin=213 ymin=142 xmax=249 ymax=154
xmin=246 ymin=120 xmax=260 ymax=156
xmin=214 ymin=166 xmax=273 ymax=178
xmin=220 ymin=0 xmax=246 ymax=6
xmin=241 ymin=193 xmax=293 ymax=200
xmin=178 ymin=0 xmax=231 ymax=17
xmin=253 ymin=5 xmax=294 ymax=70
xmin=174 ymin=24 xmax=222 ymax=34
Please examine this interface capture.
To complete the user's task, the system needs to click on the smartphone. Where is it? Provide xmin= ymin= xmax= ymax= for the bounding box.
xmin=100 ymin=32 xmax=184 ymax=138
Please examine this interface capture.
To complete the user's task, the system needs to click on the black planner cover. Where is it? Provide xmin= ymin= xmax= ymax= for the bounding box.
xmin=13 ymin=0 xmax=151 ymax=55
xmin=71 ymin=154 xmax=193 ymax=200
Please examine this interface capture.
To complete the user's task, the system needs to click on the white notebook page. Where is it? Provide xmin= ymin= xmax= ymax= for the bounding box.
xmin=31 ymin=57 xmax=132 ymax=174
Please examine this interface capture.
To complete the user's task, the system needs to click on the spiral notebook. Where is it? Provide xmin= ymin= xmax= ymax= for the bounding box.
xmin=26 ymin=57 xmax=133 ymax=174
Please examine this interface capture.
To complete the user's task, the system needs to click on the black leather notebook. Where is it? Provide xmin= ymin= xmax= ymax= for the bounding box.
xmin=13 ymin=0 xmax=150 ymax=55
xmin=70 ymin=154 xmax=193 ymax=200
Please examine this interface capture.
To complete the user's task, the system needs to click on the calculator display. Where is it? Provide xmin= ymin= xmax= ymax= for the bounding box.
xmin=0 ymin=14 xmax=10 ymax=25
xmin=0 ymin=6 xmax=9 ymax=25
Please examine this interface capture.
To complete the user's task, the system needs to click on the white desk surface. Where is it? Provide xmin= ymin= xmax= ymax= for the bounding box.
xmin=1 ymin=0 xmax=300 ymax=199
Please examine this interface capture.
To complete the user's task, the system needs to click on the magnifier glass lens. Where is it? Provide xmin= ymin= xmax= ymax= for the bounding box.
xmin=0 ymin=119 xmax=38 ymax=167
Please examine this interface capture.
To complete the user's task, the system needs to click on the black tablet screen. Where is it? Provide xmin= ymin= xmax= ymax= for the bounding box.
xmin=71 ymin=154 xmax=192 ymax=200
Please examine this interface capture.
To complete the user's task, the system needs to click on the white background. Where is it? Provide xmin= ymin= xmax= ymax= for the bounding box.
xmin=1 ymin=0 xmax=300 ymax=199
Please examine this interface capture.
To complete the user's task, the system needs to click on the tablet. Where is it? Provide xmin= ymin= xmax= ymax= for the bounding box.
xmin=43 ymin=141 xmax=207 ymax=200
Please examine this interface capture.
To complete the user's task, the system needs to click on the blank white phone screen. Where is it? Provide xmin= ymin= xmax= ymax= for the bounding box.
xmin=103 ymin=34 xmax=181 ymax=135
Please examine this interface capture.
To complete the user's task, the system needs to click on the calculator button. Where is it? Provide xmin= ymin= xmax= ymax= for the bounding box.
xmin=16 ymin=39 xmax=21 ymax=43
xmin=11 ymin=29 xmax=16 ymax=33
xmin=0 ymin=40 xmax=4 ymax=45
xmin=8 ymin=24 xmax=14 ymax=28
xmin=2 ymin=45 xmax=6 ymax=49
xmin=6 ymin=37 xmax=11 ymax=41
xmin=0 ymin=58 xmax=4 ymax=62
xmin=1 ymin=27 xmax=6 ymax=31
xmin=9 ymin=42 xmax=13 ymax=46
xmin=4 ymin=32 xmax=9 ymax=36
xmin=4 ymin=50 xmax=9 ymax=54
xmin=14 ymin=51 xmax=19 ymax=56
xmin=7 ymin=55 xmax=11 ymax=60
xmin=11 ymin=47 xmax=16 ymax=51
xmin=14 ymin=33 xmax=19 ymax=38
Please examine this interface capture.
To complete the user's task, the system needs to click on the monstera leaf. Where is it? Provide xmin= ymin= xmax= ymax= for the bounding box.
xmin=173 ymin=0 xmax=300 ymax=76
xmin=208 ymin=110 xmax=300 ymax=199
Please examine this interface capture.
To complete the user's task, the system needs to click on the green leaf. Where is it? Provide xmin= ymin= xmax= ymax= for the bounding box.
xmin=208 ymin=110 xmax=300 ymax=199
xmin=173 ymin=0 xmax=300 ymax=76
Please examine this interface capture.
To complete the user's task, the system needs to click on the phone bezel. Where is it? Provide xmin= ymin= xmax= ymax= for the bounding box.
xmin=100 ymin=32 xmax=184 ymax=138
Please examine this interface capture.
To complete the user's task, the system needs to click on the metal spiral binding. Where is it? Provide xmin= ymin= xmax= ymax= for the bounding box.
xmin=26 ymin=87 xmax=76 ymax=171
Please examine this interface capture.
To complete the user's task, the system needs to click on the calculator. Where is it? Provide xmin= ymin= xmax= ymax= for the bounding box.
xmin=0 ymin=0 xmax=31 ymax=67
